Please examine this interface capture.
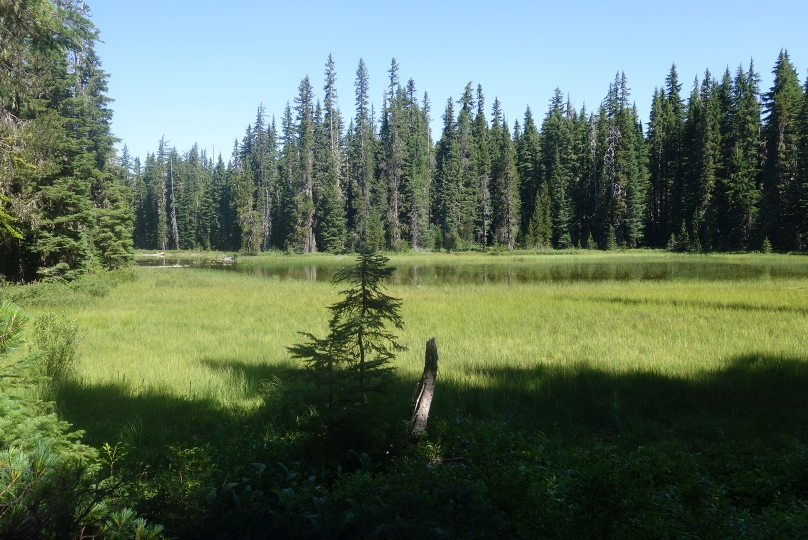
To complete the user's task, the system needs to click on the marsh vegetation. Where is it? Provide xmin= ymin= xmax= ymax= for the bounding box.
xmin=4 ymin=250 xmax=808 ymax=537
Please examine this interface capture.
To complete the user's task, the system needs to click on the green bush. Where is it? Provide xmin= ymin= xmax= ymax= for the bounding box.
xmin=32 ymin=313 xmax=82 ymax=382
xmin=0 ymin=268 xmax=137 ymax=308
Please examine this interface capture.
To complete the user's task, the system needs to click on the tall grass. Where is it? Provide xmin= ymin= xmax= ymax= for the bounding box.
xmin=17 ymin=251 xmax=808 ymax=445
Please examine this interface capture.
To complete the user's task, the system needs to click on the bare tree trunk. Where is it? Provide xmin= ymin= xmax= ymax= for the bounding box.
xmin=410 ymin=337 xmax=438 ymax=440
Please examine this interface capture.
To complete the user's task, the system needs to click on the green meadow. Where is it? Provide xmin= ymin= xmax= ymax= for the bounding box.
xmin=7 ymin=250 xmax=808 ymax=537
xmin=17 ymin=250 xmax=808 ymax=448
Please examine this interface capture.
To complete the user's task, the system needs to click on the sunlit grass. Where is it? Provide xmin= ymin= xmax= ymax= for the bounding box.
xmin=19 ymin=251 xmax=808 ymax=443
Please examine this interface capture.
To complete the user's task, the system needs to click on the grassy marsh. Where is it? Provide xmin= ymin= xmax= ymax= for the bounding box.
xmin=10 ymin=250 xmax=805 ymax=448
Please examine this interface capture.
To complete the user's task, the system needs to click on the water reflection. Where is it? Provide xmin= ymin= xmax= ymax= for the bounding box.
xmin=137 ymin=256 xmax=808 ymax=284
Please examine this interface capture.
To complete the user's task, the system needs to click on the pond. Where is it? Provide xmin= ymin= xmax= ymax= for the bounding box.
xmin=136 ymin=254 xmax=808 ymax=285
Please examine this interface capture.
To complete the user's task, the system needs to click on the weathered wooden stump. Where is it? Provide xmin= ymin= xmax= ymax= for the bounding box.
xmin=409 ymin=337 xmax=438 ymax=441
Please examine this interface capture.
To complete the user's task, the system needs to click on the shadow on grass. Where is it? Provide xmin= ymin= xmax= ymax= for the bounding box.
xmin=56 ymin=352 xmax=808 ymax=451
xmin=197 ymin=357 xmax=291 ymax=385
xmin=444 ymin=352 xmax=808 ymax=444
xmin=53 ymin=359 xmax=296 ymax=451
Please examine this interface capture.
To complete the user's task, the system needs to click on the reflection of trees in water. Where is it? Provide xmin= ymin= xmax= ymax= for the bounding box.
xmin=135 ymin=258 xmax=808 ymax=284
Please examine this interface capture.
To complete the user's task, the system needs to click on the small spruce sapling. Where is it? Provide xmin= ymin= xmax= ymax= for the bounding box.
xmin=289 ymin=251 xmax=406 ymax=442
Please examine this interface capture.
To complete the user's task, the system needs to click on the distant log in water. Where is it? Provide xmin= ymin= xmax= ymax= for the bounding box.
xmin=410 ymin=337 xmax=438 ymax=441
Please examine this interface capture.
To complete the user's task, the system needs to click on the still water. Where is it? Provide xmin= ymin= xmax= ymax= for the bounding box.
xmin=137 ymin=255 xmax=808 ymax=285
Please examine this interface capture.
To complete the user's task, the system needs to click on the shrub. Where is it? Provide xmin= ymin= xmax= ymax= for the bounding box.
xmin=32 ymin=313 xmax=82 ymax=382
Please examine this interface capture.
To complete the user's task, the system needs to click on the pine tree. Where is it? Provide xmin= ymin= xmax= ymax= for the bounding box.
xmin=276 ymin=104 xmax=297 ymax=250
xmin=719 ymin=62 xmax=762 ymax=250
xmin=682 ymin=71 xmax=721 ymax=250
xmin=517 ymin=107 xmax=541 ymax=242
xmin=378 ymin=59 xmax=408 ymax=250
xmin=152 ymin=138 xmax=170 ymax=250
xmin=472 ymin=85 xmax=492 ymax=248
xmin=245 ymin=106 xmax=279 ymax=251
xmin=403 ymin=79 xmax=431 ymax=250
xmin=527 ymin=183 xmax=552 ymax=248
xmin=541 ymin=89 xmax=573 ymax=247
xmin=799 ymin=74 xmax=808 ymax=247
xmin=0 ymin=1 xmax=132 ymax=280
xmin=492 ymin=117 xmax=520 ymax=248
xmin=346 ymin=59 xmax=379 ymax=251
xmin=434 ymin=97 xmax=461 ymax=249
xmin=455 ymin=83 xmax=479 ymax=245
xmin=316 ymin=55 xmax=346 ymax=253
xmin=294 ymin=76 xmax=317 ymax=253
xmin=288 ymin=251 xmax=405 ymax=444
xmin=760 ymin=50 xmax=803 ymax=251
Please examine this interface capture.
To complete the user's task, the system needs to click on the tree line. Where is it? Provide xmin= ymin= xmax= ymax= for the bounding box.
xmin=125 ymin=52 xmax=808 ymax=256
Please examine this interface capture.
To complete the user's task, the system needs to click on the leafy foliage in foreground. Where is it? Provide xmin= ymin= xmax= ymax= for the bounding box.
xmin=128 ymin=415 xmax=808 ymax=539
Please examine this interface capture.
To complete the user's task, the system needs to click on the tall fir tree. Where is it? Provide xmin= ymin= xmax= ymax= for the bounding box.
xmin=517 ymin=106 xmax=541 ymax=243
xmin=403 ymin=79 xmax=431 ymax=250
xmin=434 ymin=97 xmax=461 ymax=249
xmin=492 ymin=115 xmax=520 ymax=249
xmin=294 ymin=76 xmax=317 ymax=253
xmin=540 ymin=89 xmax=573 ymax=247
xmin=798 ymin=74 xmax=808 ymax=247
xmin=316 ymin=54 xmax=347 ymax=252
xmin=472 ymin=85 xmax=492 ymax=248
xmin=760 ymin=50 xmax=803 ymax=251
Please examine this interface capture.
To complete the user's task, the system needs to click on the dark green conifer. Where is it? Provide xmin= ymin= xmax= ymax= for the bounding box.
xmin=760 ymin=50 xmax=803 ymax=250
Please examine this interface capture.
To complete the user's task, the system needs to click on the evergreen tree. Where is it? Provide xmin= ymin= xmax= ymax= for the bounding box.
xmin=288 ymin=251 xmax=405 ymax=449
xmin=492 ymin=118 xmax=520 ymax=248
xmin=346 ymin=59 xmax=380 ymax=251
xmin=527 ymin=183 xmax=552 ymax=248
xmin=211 ymin=153 xmax=236 ymax=250
xmin=434 ymin=97 xmax=461 ymax=249
xmin=378 ymin=59 xmax=407 ymax=249
xmin=246 ymin=106 xmax=279 ymax=251
xmin=151 ymin=138 xmax=170 ymax=250
xmin=517 ymin=107 xmax=541 ymax=243
xmin=455 ymin=83 xmax=479 ymax=245
xmin=0 ymin=1 xmax=132 ymax=280
xmin=472 ymin=85 xmax=492 ymax=248
xmin=647 ymin=65 xmax=685 ymax=247
xmin=646 ymin=88 xmax=666 ymax=246
xmin=541 ymin=89 xmax=573 ymax=247
xmin=294 ymin=76 xmax=317 ymax=253
xmin=316 ymin=54 xmax=347 ymax=252
xmin=276 ymin=104 xmax=297 ymax=250
xmin=760 ymin=50 xmax=803 ymax=251
xmin=232 ymin=157 xmax=261 ymax=253
xmin=717 ymin=62 xmax=762 ymax=250
xmin=403 ymin=79 xmax=431 ymax=250
xmin=799 ymin=75 xmax=808 ymax=247
xmin=682 ymin=72 xmax=722 ymax=250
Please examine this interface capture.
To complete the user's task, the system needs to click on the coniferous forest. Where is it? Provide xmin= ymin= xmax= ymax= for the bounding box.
xmin=2 ymin=0 xmax=808 ymax=279
xmin=118 ymin=53 xmax=808 ymax=260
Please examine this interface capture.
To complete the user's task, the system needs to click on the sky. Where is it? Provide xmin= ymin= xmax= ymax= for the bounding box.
xmin=88 ymin=0 xmax=808 ymax=162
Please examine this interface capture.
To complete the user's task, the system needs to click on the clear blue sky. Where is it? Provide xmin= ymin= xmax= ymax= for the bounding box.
xmin=89 ymin=0 xmax=807 ymax=162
